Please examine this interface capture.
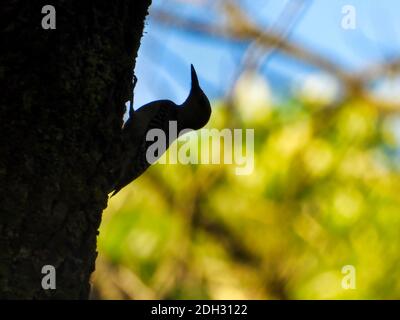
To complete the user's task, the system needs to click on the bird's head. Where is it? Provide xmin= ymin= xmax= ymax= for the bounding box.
xmin=178 ymin=65 xmax=212 ymax=131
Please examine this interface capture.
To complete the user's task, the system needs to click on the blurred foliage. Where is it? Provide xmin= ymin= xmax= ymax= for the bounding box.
xmin=91 ymin=85 xmax=400 ymax=299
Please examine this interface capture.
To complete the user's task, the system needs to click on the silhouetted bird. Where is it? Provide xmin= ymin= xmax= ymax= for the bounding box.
xmin=111 ymin=65 xmax=211 ymax=196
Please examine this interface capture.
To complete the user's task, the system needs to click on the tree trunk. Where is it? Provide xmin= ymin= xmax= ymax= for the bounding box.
xmin=0 ymin=0 xmax=151 ymax=299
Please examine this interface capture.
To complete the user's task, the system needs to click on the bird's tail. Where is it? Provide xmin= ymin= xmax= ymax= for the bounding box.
xmin=109 ymin=187 xmax=120 ymax=198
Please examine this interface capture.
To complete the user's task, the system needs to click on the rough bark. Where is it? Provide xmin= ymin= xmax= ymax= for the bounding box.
xmin=0 ymin=0 xmax=151 ymax=299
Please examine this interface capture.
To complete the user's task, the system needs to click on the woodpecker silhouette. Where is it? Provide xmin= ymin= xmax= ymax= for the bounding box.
xmin=110 ymin=65 xmax=211 ymax=196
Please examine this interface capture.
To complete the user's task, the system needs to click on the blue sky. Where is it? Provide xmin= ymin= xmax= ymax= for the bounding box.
xmin=132 ymin=0 xmax=400 ymax=109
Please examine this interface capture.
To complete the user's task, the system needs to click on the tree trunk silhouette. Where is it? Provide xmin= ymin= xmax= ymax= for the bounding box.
xmin=0 ymin=0 xmax=151 ymax=299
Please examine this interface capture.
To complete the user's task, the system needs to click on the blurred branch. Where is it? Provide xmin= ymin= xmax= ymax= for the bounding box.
xmin=221 ymin=0 xmax=309 ymax=112
xmin=145 ymin=169 xmax=259 ymax=263
xmin=144 ymin=168 xmax=287 ymax=298
xmin=151 ymin=7 xmax=359 ymax=88
xmin=356 ymin=57 xmax=400 ymax=81
xmin=92 ymin=257 xmax=158 ymax=299
xmin=223 ymin=0 xmax=309 ymax=69
xmin=151 ymin=5 xmax=400 ymax=111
